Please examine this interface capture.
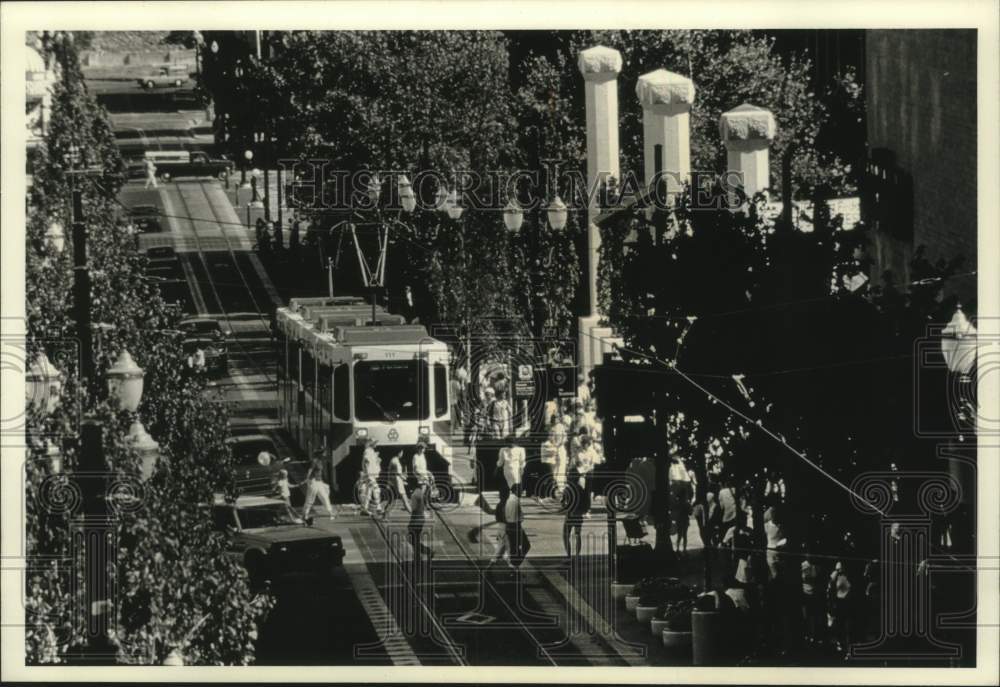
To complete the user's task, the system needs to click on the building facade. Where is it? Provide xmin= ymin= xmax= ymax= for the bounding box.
xmin=863 ymin=30 xmax=977 ymax=302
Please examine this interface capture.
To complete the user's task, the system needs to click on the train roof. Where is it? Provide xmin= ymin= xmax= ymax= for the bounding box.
xmin=275 ymin=295 xmax=448 ymax=364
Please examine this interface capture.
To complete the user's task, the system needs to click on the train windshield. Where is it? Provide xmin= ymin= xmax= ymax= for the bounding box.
xmin=354 ymin=360 xmax=428 ymax=422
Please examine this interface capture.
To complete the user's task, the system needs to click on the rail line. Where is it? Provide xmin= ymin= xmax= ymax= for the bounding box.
xmin=368 ymin=513 xmax=469 ymax=666
xmin=168 ymin=179 xmax=276 ymax=387
xmin=362 ymin=495 xmax=564 ymax=666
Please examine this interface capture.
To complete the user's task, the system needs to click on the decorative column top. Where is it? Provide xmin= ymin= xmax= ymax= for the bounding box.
xmin=635 ymin=69 xmax=695 ymax=108
xmin=719 ymin=103 xmax=777 ymax=143
xmin=578 ymin=45 xmax=623 ymax=80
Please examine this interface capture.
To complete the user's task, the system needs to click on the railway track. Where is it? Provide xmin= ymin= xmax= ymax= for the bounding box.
xmin=364 ymin=494 xmax=632 ymax=666
xmin=168 ymin=179 xmax=277 ymax=386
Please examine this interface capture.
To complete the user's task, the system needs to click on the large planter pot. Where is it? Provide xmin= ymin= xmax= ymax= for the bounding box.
xmin=650 ymin=617 xmax=670 ymax=636
xmin=635 ymin=604 xmax=657 ymax=623
xmin=662 ymin=629 xmax=693 ymax=653
xmin=611 ymin=583 xmax=632 ymax=601
xmin=624 ymin=594 xmax=640 ymax=612
xmin=691 ymin=610 xmax=721 ymax=666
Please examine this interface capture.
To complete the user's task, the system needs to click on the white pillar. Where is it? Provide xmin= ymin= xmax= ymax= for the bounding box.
xmin=719 ymin=104 xmax=777 ymax=203
xmin=578 ymin=45 xmax=622 ymax=318
xmin=576 ymin=46 xmax=622 ymax=378
xmin=636 ymin=69 xmax=695 ymax=197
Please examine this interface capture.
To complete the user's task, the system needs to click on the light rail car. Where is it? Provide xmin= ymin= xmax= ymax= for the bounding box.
xmin=274 ymin=296 xmax=454 ymax=499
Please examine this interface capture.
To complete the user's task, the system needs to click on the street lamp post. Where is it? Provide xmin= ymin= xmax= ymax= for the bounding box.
xmin=940 ymin=303 xmax=977 ymax=553
xmin=52 ymin=135 xmax=148 ymax=663
xmin=242 ymin=148 xmax=252 ymax=187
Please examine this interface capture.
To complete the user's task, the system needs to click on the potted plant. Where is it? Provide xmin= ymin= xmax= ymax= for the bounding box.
xmin=649 ymin=583 xmax=696 ymax=635
xmin=625 ymin=576 xmax=660 ymax=612
xmin=659 ymin=598 xmax=695 ymax=652
xmin=635 ymin=577 xmax=689 ymax=623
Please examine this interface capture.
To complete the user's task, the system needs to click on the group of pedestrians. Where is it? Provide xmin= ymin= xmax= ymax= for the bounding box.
xmin=357 ymin=438 xmax=434 ymax=516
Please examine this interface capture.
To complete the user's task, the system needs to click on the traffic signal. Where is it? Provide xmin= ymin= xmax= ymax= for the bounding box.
xmin=547 ymin=365 xmax=576 ymax=399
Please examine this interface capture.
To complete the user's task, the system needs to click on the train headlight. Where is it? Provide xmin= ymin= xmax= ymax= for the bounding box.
xmin=355 ymin=428 xmax=369 ymax=440
xmin=353 ymin=352 xmax=368 ymax=360
xmin=418 ymin=426 xmax=431 ymax=437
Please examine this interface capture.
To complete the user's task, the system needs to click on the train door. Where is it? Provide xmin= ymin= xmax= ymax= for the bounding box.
xmin=300 ymin=347 xmax=315 ymax=455
xmin=329 ymin=361 xmax=353 ymax=494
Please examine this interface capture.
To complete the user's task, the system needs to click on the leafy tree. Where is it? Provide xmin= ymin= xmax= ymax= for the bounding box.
xmin=25 ymin=35 xmax=271 ymax=665
xmin=598 ymin=184 xmax=969 ymax=555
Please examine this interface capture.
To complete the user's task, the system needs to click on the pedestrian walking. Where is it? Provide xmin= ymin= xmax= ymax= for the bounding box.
xmin=488 ymin=386 xmax=513 ymax=441
xmin=718 ymin=479 xmax=738 ymax=535
xmin=827 ymin=560 xmax=854 ymax=656
xmin=489 ymin=493 xmax=529 ymax=569
xmin=668 ymin=455 xmax=693 ymax=552
xmin=764 ymin=506 xmax=787 ymax=580
xmin=496 ymin=434 xmax=526 ymax=500
xmin=411 ymin=441 xmax=433 ymax=488
xmin=562 ymin=469 xmax=591 ymax=558
xmin=801 ymin=547 xmax=824 ymax=646
xmin=572 ymin=433 xmax=599 ymax=506
xmin=359 ymin=440 xmax=383 ymax=516
xmin=408 ymin=480 xmax=433 ymax=567
xmin=388 ymin=451 xmax=409 ymax=513
xmin=144 ymin=157 xmax=157 ymax=189
xmin=302 ymin=459 xmax=335 ymax=520
xmin=273 ymin=468 xmax=294 ymax=507
xmin=539 ymin=426 xmax=568 ymax=499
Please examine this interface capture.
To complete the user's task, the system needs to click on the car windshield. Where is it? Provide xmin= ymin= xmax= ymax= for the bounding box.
xmin=353 ymin=359 xmax=428 ymax=421
xmin=237 ymin=503 xmax=301 ymax=529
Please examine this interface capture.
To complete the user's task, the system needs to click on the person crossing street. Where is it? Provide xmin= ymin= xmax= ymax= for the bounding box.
xmin=408 ymin=480 xmax=433 ymax=568
xmin=143 ymin=157 xmax=157 ymax=189
xmin=496 ymin=434 xmax=526 ymax=500
xmin=359 ymin=439 xmax=383 ymax=516
xmin=301 ymin=459 xmax=336 ymax=520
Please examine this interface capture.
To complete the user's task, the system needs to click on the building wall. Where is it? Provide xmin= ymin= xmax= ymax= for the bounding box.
xmin=865 ymin=30 xmax=977 ymax=300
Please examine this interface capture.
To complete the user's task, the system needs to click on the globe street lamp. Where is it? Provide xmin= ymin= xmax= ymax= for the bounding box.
xmin=398 ymin=175 xmax=416 ymax=213
xmin=26 ymin=352 xmax=63 ymax=418
xmin=941 ymin=304 xmax=977 ymax=381
xmin=546 ymin=196 xmax=568 ymax=231
xmin=446 ymin=190 xmax=464 ymax=221
xmin=366 ymin=174 xmax=383 ymax=204
xmin=435 ymin=186 xmax=450 ymax=214
xmin=46 ymin=220 xmax=66 ymax=254
xmin=503 ymin=199 xmax=524 ymax=234
xmin=45 ymin=439 xmax=62 ymax=475
xmin=242 ymin=149 xmax=253 ymax=187
xmin=127 ymin=419 xmax=160 ymax=482
xmin=106 ymin=349 xmax=145 ymax=413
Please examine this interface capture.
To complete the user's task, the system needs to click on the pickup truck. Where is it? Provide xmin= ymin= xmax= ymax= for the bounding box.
xmin=129 ymin=150 xmax=233 ymax=182
xmin=136 ymin=65 xmax=190 ymax=89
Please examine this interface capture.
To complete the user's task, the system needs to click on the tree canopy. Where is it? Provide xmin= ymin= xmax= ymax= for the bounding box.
xmin=25 ymin=35 xmax=271 ymax=665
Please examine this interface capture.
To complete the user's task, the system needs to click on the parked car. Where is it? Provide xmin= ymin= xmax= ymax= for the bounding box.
xmin=128 ymin=150 xmax=233 ymax=182
xmin=144 ymin=245 xmax=180 ymax=272
xmin=179 ymin=316 xmax=230 ymax=341
xmin=128 ymin=204 xmax=163 ymax=233
xmin=115 ymin=126 xmax=216 ymax=159
xmin=183 ymin=335 xmax=227 ymax=376
xmin=136 ymin=64 xmax=189 ymax=89
xmin=224 ymin=434 xmax=308 ymax=500
xmin=144 ymin=275 xmax=189 ymax=311
xmin=210 ymin=494 xmax=345 ymax=589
